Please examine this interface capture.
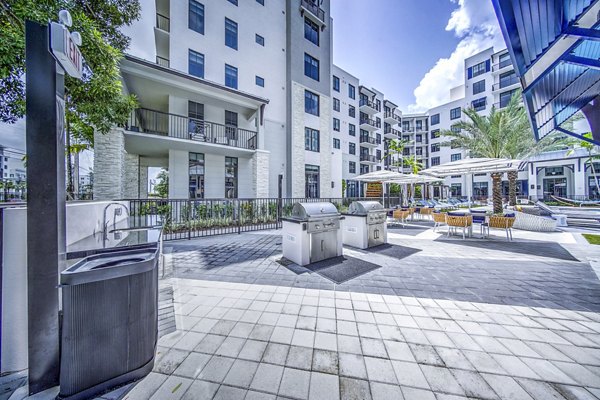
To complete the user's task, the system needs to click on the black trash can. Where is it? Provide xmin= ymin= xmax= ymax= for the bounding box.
xmin=59 ymin=245 xmax=160 ymax=400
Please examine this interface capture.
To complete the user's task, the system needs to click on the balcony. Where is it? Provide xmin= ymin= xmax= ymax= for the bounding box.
xmin=360 ymin=154 xmax=378 ymax=164
xmin=359 ymin=135 xmax=378 ymax=147
xmin=359 ymin=117 xmax=380 ymax=132
xmin=384 ymin=127 xmax=401 ymax=139
xmin=359 ymin=99 xmax=380 ymax=115
xmin=126 ymin=108 xmax=257 ymax=150
xmin=384 ymin=111 xmax=401 ymax=125
xmin=492 ymin=76 xmax=520 ymax=92
xmin=492 ymin=60 xmax=513 ymax=73
xmin=300 ymin=0 xmax=326 ymax=26
xmin=156 ymin=13 xmax=170 ymax=33
xmin=402 ymin=127 xmax=414 ymax=133
xmin=156 ymin=55 xmax=169 ymax=68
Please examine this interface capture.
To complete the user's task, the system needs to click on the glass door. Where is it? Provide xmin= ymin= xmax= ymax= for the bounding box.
xmin=543 ymin=178 xmax=567 ymax=197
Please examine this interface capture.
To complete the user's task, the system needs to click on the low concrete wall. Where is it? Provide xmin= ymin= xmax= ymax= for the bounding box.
xmin=1 ymin=200 xmax=129 ymax=374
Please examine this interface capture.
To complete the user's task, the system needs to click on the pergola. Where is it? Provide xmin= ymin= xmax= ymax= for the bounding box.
xmin=492 ymin=0 xmax=600 ymax=146
xmin=421 ymin=158 xmax=524 ymax=205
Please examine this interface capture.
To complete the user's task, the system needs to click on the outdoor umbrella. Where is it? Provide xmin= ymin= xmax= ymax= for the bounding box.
xmin=353 ymin=170 xmax=406 ymax=206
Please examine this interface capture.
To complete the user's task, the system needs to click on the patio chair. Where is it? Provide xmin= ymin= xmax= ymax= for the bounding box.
xmin=419 ymin=207 xmax=433 ymax=221
xmin=470 ymin=209 xmax=487 ymax=236
xmin=392 ymin=209 xmax=411 ymax=227
xmin=446 ymin=215 xmax=473 ymax=239
xmin=432 ymin=211 xmax=447 ymax=232
xmin=482 ymin=215 xmax=516 ymax=241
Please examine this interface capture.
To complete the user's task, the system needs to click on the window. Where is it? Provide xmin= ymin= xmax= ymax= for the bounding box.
xmin=225 ymin=110 xmax=238 ymax=139
xmin=188 ymin=101 xmax=204 ymax=120
xmin=255 ymin=76 xmax=264 ymax=87
xmin=304 ymin=17 xmax=319 ymax=46
xmin=472 ymin=97 xmax=486 ymax=111
xmin=416 ymin=147 xmax=423 ymax=156
xmin=255 ymin=34 xmax=264 ymax=46
xmin=431 ymin=129 xmax=440 ymax=139
xmin=499 ymin=89 xmax=518 ymax=108
xmin=349 ymin=124 xmax=356 ymax=136
xmin=349 ymin=143 xmax=355 ymax=155
xmin=431 ymin=157 xmax=440 ymax=166
xmin=349 ymin=105 xmax=355 ymax=118
xmin=545 ymin=166 xmax=564 ymax=176
xmin=431 ymin=143 xmax=440 ymax=152
xmin=360 ymin=165 xmax=369 ymax=174
xmin=416 ymin=134 xmax=422 ymax=143
xmin=227 ymin=0 xmax=237 ymax=5
xmin=473 ymin=182 xmax=488 ymax=196
xmin=431 ymin=114 xmax=440 ymax=125
xmin=473 ymin=79 xmax=485 ymax=95
xmin=450 ymin=107 xmax=461 ymax=120
xmin=349 ymin=161 xmax=356 ymax=174
xmin=451 ymin=153 xmax=462 ymax=162
xmin=333 ymin=98 xmax=340 ymax=112
xmin=304 ymin=53 xmax=319 ymax=81
xmin=188 ymin=49 xmax=204 ymax=78
xmin=305 ymin=128 xmax=320 ymax=152
xmin=189 ymin=152 xmax=205 ymax=199
xmin=304 ymin=90 xmax=319 ymax=116
xmin=500 ymin=71 xmax=518 ymax=89
xmin=403 ymin=148 xmax=410 ymax=156
xmin=225 ymin=64 xmax=238 ymax=89
xmin=376 ymin=133 xmax=381 ymax=144
xmin=333 ymin=138 xmax=340 ymax=149
xmin=451 ymin=124 xmax=461 ymax=133
xmin=305 ymin=165 xmax=320 ymax=198
xmin=450 ymin=183 xmax=462 ymax=196
xmin=188 ymin=101 xmax=204 ymax=135
xmin=376 ymin=149 xmax=381 ymax=160
xmin=469 ymin=60 xmax=488 ymax=78
xmin=189 ymin=0 xmax=204 ymax=34
xmin=499 ymin=52 xmax=511 ymax=69
xmin=225 ymin=157 xmax=238 ymax=198
xmin=256 ymin=0 xmax=264 ymax=4
xmin=333 ymin=75 xmax=340 ymax=92
xmin=348 ymin=84 xmax=355 ymax=99
xmin=333 ymin=118 xmax=340 ymax=131
xmin=225 ymin=18 xmax=238 ymax=50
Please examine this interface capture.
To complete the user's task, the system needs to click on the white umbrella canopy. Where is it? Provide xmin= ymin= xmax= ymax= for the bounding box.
xmin=421 ymin=157 xmax=524 ymax=177
xmin=353 ymin=170 xmax=406 ymax=182
xmin=385 ymin=174 xmax=443 ymax=184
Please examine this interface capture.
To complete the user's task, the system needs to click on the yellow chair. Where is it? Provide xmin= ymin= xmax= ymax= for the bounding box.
xmin=432 ymin=212 xmax=447 ymax=232
xmin=484 ymin=215 xmax=516 ymax=241
xmin=419 ymin=207 xmax=433 ymax=221
xmin=392 ymin=209 xmax=411 ymax=227
xmin=446 ymin=215 xmax=473 ymax=239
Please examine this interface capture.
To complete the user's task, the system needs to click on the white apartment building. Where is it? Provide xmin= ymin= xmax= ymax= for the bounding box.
xmin=94 ymin=0 xmax=334 ymax=200
xmin=0 ymin=147 xmax=26 ymax=183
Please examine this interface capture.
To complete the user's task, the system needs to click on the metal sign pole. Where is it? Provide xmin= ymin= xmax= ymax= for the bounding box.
xmin=25 ymin=20 xmax=66 ymax=394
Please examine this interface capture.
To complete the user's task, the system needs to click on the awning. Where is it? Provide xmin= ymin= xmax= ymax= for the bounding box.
xmin=384 ymin=174 xmax=443 ymax=184
xmin=421 ymin=158 xmax=524 ymax=177
xmin=353 ymin=170 xmax=405 ymax=182
xmin=492 ymin=0 xmax=600 ymax=145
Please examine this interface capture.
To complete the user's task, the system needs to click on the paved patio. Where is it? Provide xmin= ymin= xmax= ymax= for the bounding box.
xmin=106 ymin=223 xmax=600 ymax=400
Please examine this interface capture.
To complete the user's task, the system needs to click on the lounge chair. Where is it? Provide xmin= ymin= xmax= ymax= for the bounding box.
xmin=446 ymin=214 xmax=473 ymax=239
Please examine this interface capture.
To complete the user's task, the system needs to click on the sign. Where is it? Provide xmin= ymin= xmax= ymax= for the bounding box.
xmin=50 ymin=22 xmax=83 ymax=79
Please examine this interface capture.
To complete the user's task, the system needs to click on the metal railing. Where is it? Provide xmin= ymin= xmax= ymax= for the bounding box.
xmin=384 ymin=112 xmax=401 ymax=122
xmin=156 ymin=56 xmax=169 ymax=68
xmin=493 ymin=76 xmax=519 ymax=90
xmin=359 ymin=135 xmax=377 ymax=145
xmin=360 ymin=154 xmax=378 ymax=163
xmin=492 ymin=60 xmax=513 ymax=71
xmin=126 ymin=108 xmax=258 ymax=150
xmin=359 ymin=99 xmax=381 ymax=112
xmin=300 ymin=0 xmax=325 ymax=23
xmin=384 ymin=128 xmax=400 ymax=136
xmin=359 ymin=118 xmax=381 ymax=129
xmin=542 ymin=194 xmax=600 ymax=202
xmin=128 ymin=197 xmax=380 ymax=240
xmin=156 ymin=13 xmax=170 ymax=32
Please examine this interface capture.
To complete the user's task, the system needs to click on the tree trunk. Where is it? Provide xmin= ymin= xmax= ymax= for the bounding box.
xmin=491 ymin=172 xmax=503 ymax=214
xmin=507 ymin=170 xmax=518 ymax=206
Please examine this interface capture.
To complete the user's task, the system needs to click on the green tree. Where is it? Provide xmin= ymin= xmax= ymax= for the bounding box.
xmin=0 ymin=1 xmax=140 ymax=198
xmin=154 ymin=170 xmax=169 ymax=198
xmin=566 ymin=132 xmax=600 ymax=198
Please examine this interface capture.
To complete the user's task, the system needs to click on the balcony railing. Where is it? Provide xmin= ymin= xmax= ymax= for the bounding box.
xmin=156 ymin=13 xmax=170 ymax=32
xmin=493 ymin=76 xmax=520 ymax=90
xmin=126 ymin=108 xmax=257 ymax=150
xmin=384 ymin=127 xmax=400 ymax=136
xmin=360 ymin=118 xmax=381 ymax=129
xmin=384 ymin=111 xmax=401 ymax=123
xmin=360 ymin=154 xmax=378 ymax=163
xmin=359 ymin=99 xmax=381 ymax=112
xmin=156 ymin=55 xmax=169 ymax=68
xmin=492 ymin=59 xmax=513 ymax=71
xmin=359 ymin=135 xmax=377 ymax=145
xmin=300 ymin=0 xmax=325 ymax=23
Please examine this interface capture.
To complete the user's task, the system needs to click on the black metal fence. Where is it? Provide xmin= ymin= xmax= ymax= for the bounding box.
xmin=128 ymin=197 xmax=377 ymax=241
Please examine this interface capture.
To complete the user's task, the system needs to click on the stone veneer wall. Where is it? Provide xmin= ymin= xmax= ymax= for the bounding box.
xmin=252 ymin=150 xmax=270 ymax=198
xmin=123 ymin=153 xmax=140 ymax=199
xmin=94 ymin=128 xmax=125 ymax=200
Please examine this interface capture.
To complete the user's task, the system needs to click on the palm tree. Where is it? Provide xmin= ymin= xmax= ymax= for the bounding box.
xmin=441 ymin=101 xmax=513 ymax=214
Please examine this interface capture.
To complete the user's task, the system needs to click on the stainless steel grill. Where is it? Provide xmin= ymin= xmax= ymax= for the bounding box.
xmin=343 ymin=201 xmax=388 ymax=248
xmin=282 ymin=202 xmax=344 ymax=266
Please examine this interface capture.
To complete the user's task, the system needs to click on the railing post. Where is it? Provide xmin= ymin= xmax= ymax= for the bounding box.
xmin=237 ymin=199 xmax=241 ymax=234
xmin=188 ymin=199 xmax=192 ymax=240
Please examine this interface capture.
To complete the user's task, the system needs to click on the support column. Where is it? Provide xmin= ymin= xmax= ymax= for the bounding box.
xmin=139 ymin=166 xmax=149 ymax=198
xmin=123 ymin=154 xmax=140 ymax=199
xmin=252 ymin=150 xmax=270 ymax=198
xmin=168 ymin=149 xmax=189 ymax=199
xmin=94 ymin=128 xmax=125 ymax=200
xmin=528 ymin=162 xmax=538 ymax=201
xmin=573 ymin=161 xmax=586 ymax=197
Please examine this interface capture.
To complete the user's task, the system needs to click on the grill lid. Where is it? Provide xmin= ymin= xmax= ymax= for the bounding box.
xmin=291 ymin=202 xmax=340 ymax=220
xmin=348 ymin=201 xmax=385 ymax=215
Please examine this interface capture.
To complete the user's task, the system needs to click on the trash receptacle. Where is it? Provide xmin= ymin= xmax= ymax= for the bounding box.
xmin=59 ymin=245 xmax=160 ymax=400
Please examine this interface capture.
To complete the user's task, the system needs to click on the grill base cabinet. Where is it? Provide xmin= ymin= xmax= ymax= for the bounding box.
xmin=59 ymin=246 xmax=160 ymax=400
xmin=342 ymin=201 xmax=388 ymax=249
xmin=282 ymin=202 xmax=344 ymax=266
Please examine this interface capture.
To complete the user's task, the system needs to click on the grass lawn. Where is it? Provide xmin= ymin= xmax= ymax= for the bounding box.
xmin=582 ymin=234 xmax=600 ymax=245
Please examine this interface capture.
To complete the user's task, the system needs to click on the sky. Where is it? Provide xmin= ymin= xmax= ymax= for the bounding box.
xmin=0 ymin=0 xmax=505 ymax=161
xmin=331 ymin=0 xmax=504 ymax=112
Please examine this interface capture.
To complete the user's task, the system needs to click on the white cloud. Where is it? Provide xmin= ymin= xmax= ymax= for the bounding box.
xmin=407 ymin=0 xmax=504 ymax=112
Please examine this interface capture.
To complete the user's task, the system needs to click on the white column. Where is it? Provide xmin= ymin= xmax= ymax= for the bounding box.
xmin=252 ymin=150 xmax=270 ymax=198
xmin=204 ymin=154 xmax=225 ymax=198
xmin=168 ymin=149 xmax=189 ymax=199
xmin=573 ymin=161 xmax=586 ymax=197
xmin=528 ymin=162 xmax=538 ymax=201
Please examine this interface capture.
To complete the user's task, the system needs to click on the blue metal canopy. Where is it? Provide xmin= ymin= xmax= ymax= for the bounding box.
xmin=492 ymin=0 xmax=600 ymax=145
